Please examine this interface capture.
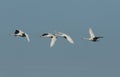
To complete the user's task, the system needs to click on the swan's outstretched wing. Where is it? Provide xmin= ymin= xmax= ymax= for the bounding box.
xmin=50 ymin=36 xmax=57 ymax=47
xmin=56 ymin=32 xmax=74 ymax=44
xmin=89 ymin=28 xmax=95 ymax=38
xmin=65 ymin=34 xmax=74 ymax=44
xmin=25 ymin=33 xmax=30 ymax=42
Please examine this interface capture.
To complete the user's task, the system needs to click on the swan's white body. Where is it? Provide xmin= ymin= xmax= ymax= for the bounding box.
xmin=10 ymin=30 xmax=30 ymax=42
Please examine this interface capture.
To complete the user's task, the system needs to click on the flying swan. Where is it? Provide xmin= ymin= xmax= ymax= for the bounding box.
xmin=83 ymin=28 xmax=103 ymax=42
xmin=10 ymin=29 xmax=30 ymax=42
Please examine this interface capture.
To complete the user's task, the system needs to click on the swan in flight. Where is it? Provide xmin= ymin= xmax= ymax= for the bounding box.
xmin=84 ymin=28 xmax=103 ymax=42
xmin=55 ymin=32 xmax=74 ymax=44
xmin=40 ymin=33 xmax=57 ymax=48
xmin=10 ymin=29 xmax=30 ymax=42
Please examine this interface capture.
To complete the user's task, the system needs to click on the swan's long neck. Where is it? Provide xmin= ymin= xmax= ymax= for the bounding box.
xmin=10 ymin=34 xmax=16 ymax=36
xmin=83 ymin=38 xmax=90 ymax=40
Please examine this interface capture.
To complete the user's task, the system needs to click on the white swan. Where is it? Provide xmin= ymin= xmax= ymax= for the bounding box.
xmin=84 ymin=28 xmax=103 ymax=42
xmin=10 ymin=29 xmax=30 ymax=42
xmin=55 ymin=32 xmax=74 ymax=44
xmin=40 ymin=33 xmax=57 ymax=47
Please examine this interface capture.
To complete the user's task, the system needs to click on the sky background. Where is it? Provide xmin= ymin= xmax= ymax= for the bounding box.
xmin=0 ymin=0 xmax=120 ymax=77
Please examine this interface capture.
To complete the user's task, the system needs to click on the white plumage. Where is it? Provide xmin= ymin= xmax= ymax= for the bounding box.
xmin=89 ymin=28 xmax=95 ymax=39
xmin=84 ymin=28 xmax=103 ymax=42
xmin=10 ymin=29 xmax=30 ymax=42
xmin=40 ymin=32 xmax=74 ymax=47
xmin=55 ymin=32 xmax=74 ymax=44
xmin=40 ymin=33 xmax=57 ymax=47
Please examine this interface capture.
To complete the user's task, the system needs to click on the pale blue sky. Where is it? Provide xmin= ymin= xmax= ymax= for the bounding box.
xmin=0 ymin=0 xmax=120 ymax=77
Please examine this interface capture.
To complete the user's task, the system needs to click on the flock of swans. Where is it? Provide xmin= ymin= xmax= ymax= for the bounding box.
xmin=10 ymin=28 xmax=103 ymax=47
